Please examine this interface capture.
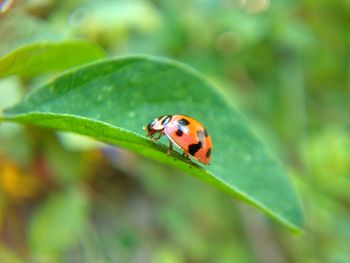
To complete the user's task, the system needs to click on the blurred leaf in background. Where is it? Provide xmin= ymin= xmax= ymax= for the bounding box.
xmin=29 ymin=188 xmax=88 ymax=257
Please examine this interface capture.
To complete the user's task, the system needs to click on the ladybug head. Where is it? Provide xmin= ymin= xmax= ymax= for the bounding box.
xmin=143 ymin=115 xmax=172 ymax=136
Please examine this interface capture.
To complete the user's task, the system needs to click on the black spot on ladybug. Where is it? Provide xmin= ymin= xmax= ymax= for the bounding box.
xmin=178 ymin=118 xmax=190 ymax=126
xmin=188 ymin=142 xmax=202 ymax=156
xmin=204 ymin=129 xmax=208 ymax=137
xmin=206 ymin=148 xmax=212 ymax=158
xmin=176 ymin=129 xmax=183 ymax=136
xmin=197 ymin=130 xmax=205 ymax=143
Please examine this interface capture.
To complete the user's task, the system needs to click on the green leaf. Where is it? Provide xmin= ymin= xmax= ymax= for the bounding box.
xmin=0 ymin=40 xmax=105 ymax=78
xmin=29 ymin=188 xmax=88 ymax=253
xmin=0 ymin=12 xmax=64 ymax=55
xmin=1 ymin=55 xmax=304 ymax=232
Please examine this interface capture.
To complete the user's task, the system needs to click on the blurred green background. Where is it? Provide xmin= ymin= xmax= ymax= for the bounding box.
xmin=0 ymin=0 xmax=349 ymax=262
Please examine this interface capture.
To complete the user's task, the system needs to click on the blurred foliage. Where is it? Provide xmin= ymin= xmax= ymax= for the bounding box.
xmin=0 ymin=0 xmax=349 ymax=262
xmin=0 ymin=40 xmax=105 ymax=78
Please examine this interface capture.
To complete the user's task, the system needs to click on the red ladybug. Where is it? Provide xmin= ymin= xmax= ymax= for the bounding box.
xmin=144 ymin=115 xmax=212 ymax=165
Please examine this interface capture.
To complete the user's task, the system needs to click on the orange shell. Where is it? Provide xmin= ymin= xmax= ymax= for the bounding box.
xmin=164 ymin=115 xmax=212 ymax=165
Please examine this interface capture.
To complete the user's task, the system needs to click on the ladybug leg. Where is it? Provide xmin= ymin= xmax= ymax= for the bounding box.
xmin=152 ymin=132 xmax=163 ymax=141
xmin=167 ymin=140 xmax=173 ymax=156
xmin=182 ymin=152 xmax=190 ymax=160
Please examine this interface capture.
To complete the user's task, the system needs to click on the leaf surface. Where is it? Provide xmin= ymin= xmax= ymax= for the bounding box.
xmin=1 ymin=55 xmax=304 ymax=231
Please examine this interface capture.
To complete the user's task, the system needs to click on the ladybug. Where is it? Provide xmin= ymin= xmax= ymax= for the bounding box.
xmin=144 ymin=115 xmax=212 ymax=165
